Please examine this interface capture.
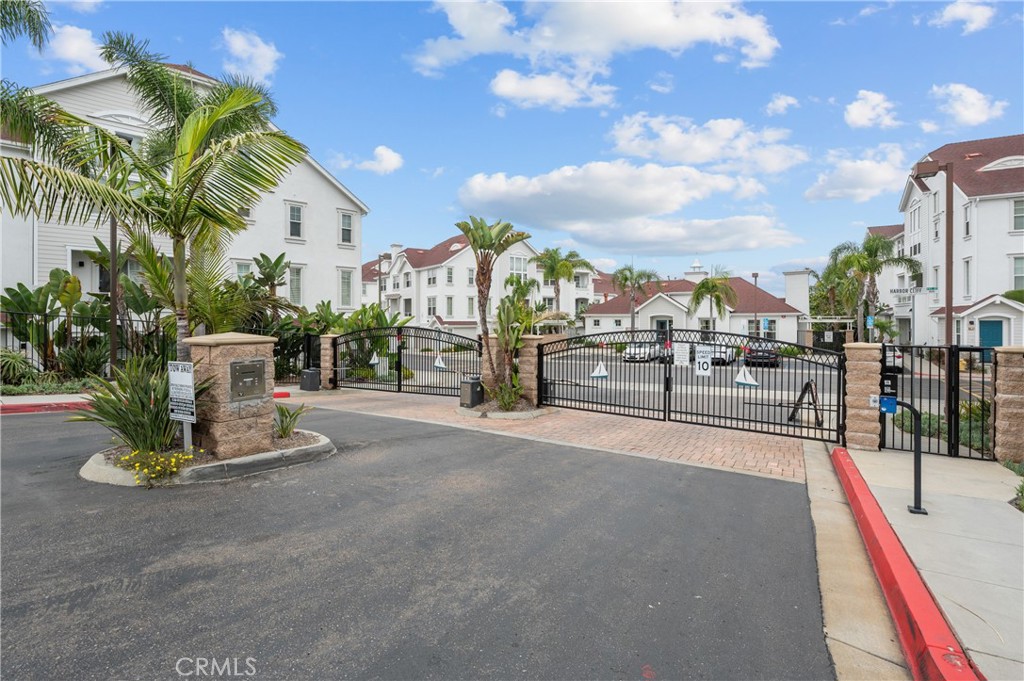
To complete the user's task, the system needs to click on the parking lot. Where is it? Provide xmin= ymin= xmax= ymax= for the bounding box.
xmin=1 ymin=410 xmax=833 ymax=680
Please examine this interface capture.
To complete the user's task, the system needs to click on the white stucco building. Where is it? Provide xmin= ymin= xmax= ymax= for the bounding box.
xmin=581 ymin=261 xmax=811 ymax=345
xmin=1 ymin=65 xmax=369 ymax=313
xmin=875 ymin=134 xmax=1024 ymax=347
xmin=360 ymin=235 xmax=599 ymax=337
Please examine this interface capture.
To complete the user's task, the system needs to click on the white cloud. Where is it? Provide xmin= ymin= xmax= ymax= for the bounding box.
xmin=221 ymin=28 xmax=283 ymax=85
xmin=648 ymin=71 xmax=674 ymax=95
xmin=591 ymin=257 xmax=617 ymax=272
xmin=490 ymin=68 xmax=615 ymax=109
xmin=356 ymin=146 xmax=404 ymax=175
xmin=457 ymin=159 xmax=798 ymax=255
xmin=929 ymin=83 xmax=1007 ymax=126
xmin=328 ymin=152 xmax=352 ymax=170
xmin=610 ymin=113 xmax=808 ymax=175
xmin=844 ymin=90 xmax=900 ymax=129
xmin=919 ymin=120 xmax=939 ymax=133
xmin=804 ymin=144 xmax=907 ymax=203
xmin=414 ymin=1 xmax=779 ymax=109
xmin=44 ymin=25 xmax=107 ymax=75
xmin=57 ymin=0 xmax=103 ymax=13
xmin=929 ymin=0 xmax=996 ymax=34
xmin=765 ymin=93 xmax=799 ymax=116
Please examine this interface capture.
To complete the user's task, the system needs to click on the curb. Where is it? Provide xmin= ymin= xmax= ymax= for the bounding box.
xmin=455 ymin=406 xmax=551 ymax=420
xmin=830 ymin=447 xmax=984 ymax=681
xmin=0 ymin=401 xmax=90 ymax=415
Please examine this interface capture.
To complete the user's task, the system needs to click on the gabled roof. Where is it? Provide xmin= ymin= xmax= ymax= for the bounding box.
xmin=585 ymin=279 xmax=695 ymax=315
xmin=432 ymin=315 xmax=476 ymax=327
xmin=867 ymin=224 xmax=904 ymax=239
xmin=592 ymin=270 xmax=617 ymax=296
xmin=584 ymin=276 xmax=801 ymax=316
xmin=925 ymin=134 xmax=1024 ymax=198
xmin=931 ymin=294 xmax=1024 ymax=317
xmin=403 ymin=234 xmax=471 ymax=269
xmin=362 ymin=260 xmax=382 ymax=283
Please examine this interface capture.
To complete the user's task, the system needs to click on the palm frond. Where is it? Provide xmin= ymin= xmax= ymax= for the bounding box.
xmin=0 ymin=0 xmax=52 ymax=50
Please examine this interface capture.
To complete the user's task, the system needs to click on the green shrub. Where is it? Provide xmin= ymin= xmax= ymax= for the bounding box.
xmin=0 ymin=378 xmax=94 ymax=395
xmin=419 ymin=346 xmax=435 ymax=354
xmin=57 ymin=341 xmax=109 ymax=379
xmin=115 ymin=448 xmax=197 ymax=488
xmin=274 ymin=403 xmax=313 ymax=438
xmin=490 ymin=373 xmax=523 ymax=411
xmin=69 ymin=356 xmax=209 ymax=453
xmin=893 ymin=409 xmax=945 ymax=437
xmin=0 ymin=348 xmax=37 ymax=385
xmin=779 ymin=345 xmax=803 ymax=357
xmin=613 ymin=342 xmax=627 ymax=353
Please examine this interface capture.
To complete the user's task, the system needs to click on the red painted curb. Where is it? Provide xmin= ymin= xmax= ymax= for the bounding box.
xmin=0 ymin=401 xmax=92 ymax=415
xmin=273 ymin=391 xmax=290 ymax=398
xmin=830 ymin=447 xmax=985 ymax=681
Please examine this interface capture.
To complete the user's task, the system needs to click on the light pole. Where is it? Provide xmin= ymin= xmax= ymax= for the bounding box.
xmin=912 ymin=160 xmax=954 ymax=346
xmin=752 ymin=272 xmax=759 ymax=337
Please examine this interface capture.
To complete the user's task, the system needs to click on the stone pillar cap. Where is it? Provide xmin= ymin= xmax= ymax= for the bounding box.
xmin=843 ymin=342 xmax=882 ymax=349
xmin=183 ymin=332 xmax=278 ymax=347
xmin=994 ymin=346 xmax=1024 ymax=354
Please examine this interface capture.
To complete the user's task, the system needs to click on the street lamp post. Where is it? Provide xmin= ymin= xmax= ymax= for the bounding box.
xmin=912 ymin=160 xmax=954 ymax=346
xmin=752 ymin=272 xmax=759 ymax=337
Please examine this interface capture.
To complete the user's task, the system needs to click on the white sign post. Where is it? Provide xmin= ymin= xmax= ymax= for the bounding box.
xmin=694 ymin=345 xmax=712 ymax=377
xmin=168 ymin=361 xmax=196 ymax=451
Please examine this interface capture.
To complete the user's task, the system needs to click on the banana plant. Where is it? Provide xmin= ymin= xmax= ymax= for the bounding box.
xmin=54 ymin=272 xmax=82 ymax=348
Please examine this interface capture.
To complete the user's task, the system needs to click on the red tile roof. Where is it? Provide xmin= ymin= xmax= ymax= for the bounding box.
xmin=403 ymin=234 xmax=470 ymax=269
xmin=867 ymin=224 xmax=904 ymax=239
xmin=930 ymin=294 xmax=997 ymax=316
xmin=926 ymin=134 xmax=1024 ymax=198
xmin=362 ymin=260 xmax=382 ymax=282
xmin=434 ymin=315 xmax=476 ymax=327
xmin=592 ymin=270 xmax=618 ymax=296
xmin=585 ymin=277 xmax=801 ymax=316
xmin=164 ymin=63 xmax=216 ymax=81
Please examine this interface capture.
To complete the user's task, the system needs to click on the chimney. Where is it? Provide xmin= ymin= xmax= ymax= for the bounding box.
xmin=684 ymin=258 xmax=708 ymax=283
xmin=390 ymin=243 xmax=402 ymax=263
xmin=783 ymin=269 xmax=811 ymax=315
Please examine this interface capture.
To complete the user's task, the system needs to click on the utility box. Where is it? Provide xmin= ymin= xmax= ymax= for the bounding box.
xmin=460 ymin=376 xmax=484 ymax=408
xmin=230 ymin=360 xmax=265 ymax=401
xmin=300 ymin=369 xmax=321 ymax=392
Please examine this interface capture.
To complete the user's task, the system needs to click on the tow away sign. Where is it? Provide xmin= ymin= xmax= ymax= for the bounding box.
xmin=168 ymin=361 xmax=196 ymax=423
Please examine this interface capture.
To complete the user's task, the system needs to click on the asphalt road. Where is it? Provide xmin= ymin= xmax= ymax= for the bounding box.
xmin=1 ymin=410 xmax=833 ymax=681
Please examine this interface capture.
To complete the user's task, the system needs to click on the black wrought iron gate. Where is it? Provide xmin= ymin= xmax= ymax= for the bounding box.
xmin=538 ymin=330 xmax=845 ymax=443
xmin=332 ymin=326 xmax=482 ymax=397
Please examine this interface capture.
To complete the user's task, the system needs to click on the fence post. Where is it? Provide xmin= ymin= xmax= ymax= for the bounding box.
xmin=946 ymin=346 xmax=960 ymax=457
xmin=320 ymin=334 xmax=338 ymax=390
xmin=993 ymin=347 xmax=1024 ymax=464
xmin=843 ymin=342 xmax=883 ymax=450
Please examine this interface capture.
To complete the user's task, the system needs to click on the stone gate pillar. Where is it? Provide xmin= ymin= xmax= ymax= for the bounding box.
xmin=994 ymin=347 xmax=1024 ymax=464
xmin=320 ymin=334 xmax=338 ymax=390
xmin=184 ymin=332 xmax=277 ymax=459
xmin=843 ymin=342 xmax=882 ymax=450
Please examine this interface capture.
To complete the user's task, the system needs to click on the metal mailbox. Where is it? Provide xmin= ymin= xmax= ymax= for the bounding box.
xmin=230 ymin=360 xmax=266 ymax=401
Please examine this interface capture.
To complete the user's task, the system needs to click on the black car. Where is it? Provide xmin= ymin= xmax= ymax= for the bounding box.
xmin=744 ymin=342 xmax=780 ymax=367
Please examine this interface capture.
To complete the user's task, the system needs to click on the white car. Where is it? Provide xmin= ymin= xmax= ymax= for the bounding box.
xmin=884 ymin=347 xmax=904 ymax=373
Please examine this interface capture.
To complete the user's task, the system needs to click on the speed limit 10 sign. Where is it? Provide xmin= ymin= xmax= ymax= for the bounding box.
xmin=694 ymin=345 xmax=713 ymax=376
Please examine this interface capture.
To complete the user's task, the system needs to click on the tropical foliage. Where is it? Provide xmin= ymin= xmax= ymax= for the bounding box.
xmin=611 ymin=265 xmax=660 ymax=331
xmin=528 ymin=247 xmax=594 ymax=312
xmin=687 ymin=269 xmax=738 ymax=323
xmin=0 ymin=0 xmax=51 ymax=51
xmin=455 ymin=216 xmax=530 ymax=388
xmin=274 ymin=403 xmax=313 ymax=439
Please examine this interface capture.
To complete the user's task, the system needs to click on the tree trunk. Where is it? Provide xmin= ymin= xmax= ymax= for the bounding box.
xmin=173 ymin=238 xmax=190 ymax=361
xmin=629 ymin=289 xmax=637 ymax=331
xmin=553 ymin=280 xmax=561 ymax=312
xmin=477 ymin=265 xmax=500 ymax=389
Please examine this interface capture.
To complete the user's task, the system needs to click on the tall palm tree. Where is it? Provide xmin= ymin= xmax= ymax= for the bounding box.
xmin=829 ymin=234 xmax=920 ymax=340
xmin=455 ymin=216 xmax=530 ymax=387
xmin=1 ymin=0 xmax=51 ymax=50
xmin=1 ymin=34 xmax=307 ymax=360
xmin=528 ymin=247 xmax=595 ymax=312
xmin=611 ymin=265 xmax=660 ymax=331
xmin=687 ymin=269 xmax=738 ymax=327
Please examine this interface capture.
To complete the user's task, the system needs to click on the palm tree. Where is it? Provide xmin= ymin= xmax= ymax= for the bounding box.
xmin=528 ymin=247 xmax=595 ymax=312
xmin=1 ymin=34 xmax=307 ymax=360
xmin=1 ymin=0 xmax=52 ymax=51
xmin=611 ymin=265 xmax=660 ymax=331
xmin=687 ymin=268 xmax=738 ymax=327
xmin=829 ymin=234 xmax=921 ymax=340
xmin=455 ymin=216 xmax=530 ymax=387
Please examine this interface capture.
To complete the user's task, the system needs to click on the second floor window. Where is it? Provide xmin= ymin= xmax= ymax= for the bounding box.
xmin=509 ymin=255 xmax=527 ymax=282
xmin=427 ymin=268 xmax=438 ymax=286
xmin=1014 ymin=199 xmax=1024 ymax=231
xmin=467 ymin=268 xmax=475 ymax=286
xmin=1013 ymin=256 xmax=1024 ymax=290
xmin=467 ymin=296 xmax=475 ymax=316
xmin=446 ymin=296 xmax=454 ymax=317
xmin=339 ymin=212 xmax=353 ymax=244
xmin=288 ymin=204 xmax=303 ymax=239
xmin=404 ymin=272 xmax=411 ymax=288
xmin=964 ymin=259 xmax=972 ymax=297
xmin=963 ymin=204 xmax=970 ymax=237
xmin=574 ymin=274 xmax=588 ymax=289
xmin=427 ymin=297 xmax=437 ymax=316
xmin=446 ymin=267 xmax=454 ymax=285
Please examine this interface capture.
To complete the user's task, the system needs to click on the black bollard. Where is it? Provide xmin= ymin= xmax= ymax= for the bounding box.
xmin=896 ymin=400 xmax=928 ymax=515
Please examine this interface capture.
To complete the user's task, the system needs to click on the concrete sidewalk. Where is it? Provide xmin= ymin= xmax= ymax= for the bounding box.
xmin=848 ymin=448 xmax=1024 ymax=681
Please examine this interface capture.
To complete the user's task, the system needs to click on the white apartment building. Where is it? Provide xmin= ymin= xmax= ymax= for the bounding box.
xmin=1 ymin=65 xmax=369 ymax=313
xmin=876 ymin=134 xmax=1024 ymax=347
xmin=360 ymin=235 xmax=598 ymax=337
xmin=581 ymin=261 xmax=811 ymax=345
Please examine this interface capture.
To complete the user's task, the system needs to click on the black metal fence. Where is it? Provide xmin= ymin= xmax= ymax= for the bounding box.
xmin=538 ymin=330 xmax=845 ymax=443
xmin=811 ymin=329 xmax=847 ymax=353
xmin=881 ymin=344 xmax=993 ymax=459
xmin=333 ymin=326 xmax=482 ymax=397
xmin=1 ymin=311 xmax=171 ymax=379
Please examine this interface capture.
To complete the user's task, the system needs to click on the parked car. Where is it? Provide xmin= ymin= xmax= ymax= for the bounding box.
xmin=744 ymin=342 xmax=781 ymax=368
xmin=623 ymin=342 xmax=661 ymax=362
xmin=884 ymin=347 xmax=904 ymax=374
xmin=709 ymin=345 xmax=736 ymax=365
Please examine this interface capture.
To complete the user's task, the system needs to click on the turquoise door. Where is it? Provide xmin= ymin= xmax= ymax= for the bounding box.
xmin=978 ymin=320 xmax=1003 ymax=362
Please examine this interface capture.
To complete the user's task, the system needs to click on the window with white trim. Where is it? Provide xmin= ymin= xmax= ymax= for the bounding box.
xmin=288 ymin=266 xmax=302 ymax=305
xmin=509 ymin=255 xmax=527 ymax=282
xmin=404 ymin=272 xmax=411 ymax=288
xmin=338 ymin=212 xmax=353 ymax=245
xmin=574 ymin=273 xmax=588 ymax=289
xmin=1014 ymin=256 xmax=1024 ymax=290
xmin=699 ymin=318 xmax=715 ymax=331
xmin=427 ymin=296 xmax=437 ymax=317
xmin=910 ymin=204 xmax=920 ymax=233
xmin=932 ymin=267 xmax=940 ymax=301
xmin=543 ymin=277 xmax=556 ymax=287
xmin=337 ymin=269 xmax=353 ymax=308
xmin=963 ymin=204 xmax=970 ymax=237
xmin=446 ymin=267 xmax=454 ymax=285
xmin=963 ymin=259 xmax=972 ymax=297
xmin=614 ymin=319 xmax=622 ymax=327
xmin=542 ymin=297 xmax=554 ymax=310
xmin=467 ymin=268 xmax=475 ymax=286
xmin=467 ymin=296 xmax=475 ymax=316
xmin=427 ymin=268 xmax=438 ymax=286
xmin=1015 ymin=199 xmax=1024 ymax=231
xmin=235 ymin=261 xmax=252 ymax=280
xmin=392 ymin=276 xmax=400 ymax=291
xmin=287 ymin=203 xmax=303 ymax=239
xmin=403 ymin=298 xmax=412 ymax=316
xmin=445 ymin=296 xmax=453 ymax=317
xmin=592 ymin=319 xmax=601 ymax=327
xmin=955 ymin=319 xmax=962 ymax=345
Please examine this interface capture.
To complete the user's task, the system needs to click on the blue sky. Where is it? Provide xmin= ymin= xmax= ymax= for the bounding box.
xmin=3 ymin=1 xmax=1022 ymax=294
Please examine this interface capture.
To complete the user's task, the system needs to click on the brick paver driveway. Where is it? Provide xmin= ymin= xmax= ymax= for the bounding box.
xmin=1 ymin=410 xmax=833 ymax=680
